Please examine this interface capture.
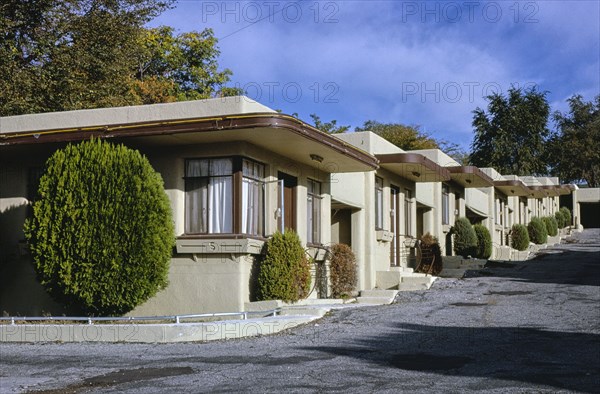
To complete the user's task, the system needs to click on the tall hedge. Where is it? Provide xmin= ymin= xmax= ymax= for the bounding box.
xmin=542 ymin=216 xmax=558 ymax=237
xmin=554 ymin=210 xmax=566 ymax=229
xmin=511 ymin=224 xmax=530 ymax=251
xmin=329 ymin=243 xmax=357 ymax=299
xmin=256 ymin=230 xmax=311 ymax=303
xmin=560 ymin=207 xmax=572 ymax=227
xmin=528 ymin=217 xmax=548 ymax=244
xmin=452 ymin=217 xmax=478 ymax=258
xmin=473 ymin=224 xmax=492 ymax=259
xmin=24 ymin=139 xmax=175 ymax=316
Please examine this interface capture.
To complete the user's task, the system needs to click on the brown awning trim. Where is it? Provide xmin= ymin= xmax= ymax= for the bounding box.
xmin=446 ymin=166 xmax=494 ymax=188
xmin=493 ymin=180 xmax=532 ymax=197
xmin=0 ymin=113 xmax=379 ymax=170
xmin=541 ymin=185 xmax=561 ymax=196
xmin=376 ymin=153 xmax=451 ymax=182
xmin=528 ymin=185 xmax=549 ymax=198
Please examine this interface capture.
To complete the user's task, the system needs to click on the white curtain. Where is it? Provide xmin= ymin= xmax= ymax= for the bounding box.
xmin=208 ymin=176 xmax=232 ymax=233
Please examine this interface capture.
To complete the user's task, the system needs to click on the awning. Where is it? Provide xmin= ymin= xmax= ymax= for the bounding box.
xmin=493 ymin=180 xmax=532 ymax=197
xmin=542 ymin=185 xmax=560 ymax=197
xmin=528 ymin=185 xmax=549 ymax=198
xmin=466 ymin=205 xmax=489 ymax=219
xmin=376 ymin=153 xmax=451 ymax=182
xmin=446 ymin=166 xmax=494 ymax=188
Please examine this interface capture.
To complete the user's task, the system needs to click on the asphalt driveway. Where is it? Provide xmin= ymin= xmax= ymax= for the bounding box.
xmin=1 ymin=229 xmax=599 ymax=393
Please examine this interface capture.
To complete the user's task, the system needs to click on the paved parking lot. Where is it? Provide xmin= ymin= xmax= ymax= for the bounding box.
xmin=1 ymin=229 xmax=599 ymax=393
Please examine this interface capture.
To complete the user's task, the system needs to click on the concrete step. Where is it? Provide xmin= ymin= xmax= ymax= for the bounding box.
xmin=356 ymin=289 xmax=399 ymax=305
xmin=400 ymin=275 xmax=435 ymax=284
xmin=389 ymin=267 xmax=414 ymax=274
xmin=356 ymin=296 xmax=395 ymax=305
xmin=360 ymin=289 xmax=399 ymax=298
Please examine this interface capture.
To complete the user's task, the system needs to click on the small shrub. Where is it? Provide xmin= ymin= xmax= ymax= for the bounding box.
xmin=554 ymin=210 xmax=566 ymax=229
xmin=542 ymin=216 xmax=558 ymax=237
xmin=473 ymin=224 xmax=492 ymax=259
xmin=329 ymin=243 xmax=357 ymax=298
xmin=452 ymin=217 xmax=478 ymax=258
xmin=511 ymin=224 xmax=530 ymax=251
xmin=257 ymin=230 xmax=311 ymax=303
xmin=417 ymin=233 xmax=442 ymax=275
xmin=24 ymin=139 xmax=175 ymax=316
xmin=560 ymin=207 xmax=572 ymax=227
xmin=528 ymin=217 xmax=548 ymax=244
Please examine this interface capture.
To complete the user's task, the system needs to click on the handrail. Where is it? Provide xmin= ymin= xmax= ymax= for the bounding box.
xmin=0 ymin=309 xmax=281 ymax=325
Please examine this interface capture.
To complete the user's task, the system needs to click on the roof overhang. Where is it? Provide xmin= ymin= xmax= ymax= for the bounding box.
xmin=446 ymin=166 xmax=494 ymax=188
xmin=557 ymin=185 xmax=575 ymax=195
xmin=0 ymin=113 xmax=378 ymax=173
xmin=528 ymin=185 xmax=549 ymax=198
xmin=375 ymin=153 xmax=451 ymax=182
xmin=541 ymin=185 xmax=560 ymax=197
xmin=493 ymin=180 xmax=532 ymax=197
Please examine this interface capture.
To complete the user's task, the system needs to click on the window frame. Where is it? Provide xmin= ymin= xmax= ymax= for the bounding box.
xmin=184 ymin=156 xmax=266 ymax=237
xmin=375 ymin=176 xmax=384 ymax=230
xmin=306 ymin=178 xmax=323 ymax=245
xmin=442 ymin=184 xmax=450 ymax=225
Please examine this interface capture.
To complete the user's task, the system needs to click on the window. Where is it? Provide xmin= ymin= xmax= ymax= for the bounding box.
xmin=242 ymin=159 xmax=265 ymax=236
xmin=307 ymin=179 xmax=322 ymax=244
xmin=404 ymin=189 xmax=413 ymax=236
xmin=442 ymin=184 xmax=450 ymax=225
xmin=185 ymin=158 xmax=233 ymax=234
xmin=375 ymin=176 xmax=384 ymax=229
xmin=185 ymin=157 xmax=265 ymax=236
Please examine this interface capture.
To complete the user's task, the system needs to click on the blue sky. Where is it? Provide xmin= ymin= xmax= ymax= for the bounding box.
xmin=150 ymin=0 xmax=600 ymax=148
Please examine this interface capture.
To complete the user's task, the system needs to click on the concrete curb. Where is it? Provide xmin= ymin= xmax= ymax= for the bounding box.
xmin=0 ymin=315 xmax=320 ymax=344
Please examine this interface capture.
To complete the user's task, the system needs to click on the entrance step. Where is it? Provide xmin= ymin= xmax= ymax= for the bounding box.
xmin=356 ymin=289 xmax=399 ymax=305
xmin=376 ymin=270 xmax=437 ymax=291
xmin=438 ymin=268 xmax=467 ymax=278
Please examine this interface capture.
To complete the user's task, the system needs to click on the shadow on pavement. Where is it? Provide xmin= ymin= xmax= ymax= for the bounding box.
xmin=469 ymin=247 xmax=600 ymax=287
xmin=303 ymin=322 xmax=600 ymax=392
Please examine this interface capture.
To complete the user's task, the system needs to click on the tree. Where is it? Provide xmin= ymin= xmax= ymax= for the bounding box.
xmin=356 ymin=121 xmax=438 ymax=150
xmin=309 ymin=114 xmax=350 ymax=134
xmin=0 ymin=0 xmax=240 ymax=116
xmin=547 ymin=95 xmax=600 ymax=187
xmin=470 ymin=87 xmax=550 ymax=175
xmin=24 ymin=139 xmax=175 ymax=315
xmin=132 ymin=26 xmax=242 ymax=104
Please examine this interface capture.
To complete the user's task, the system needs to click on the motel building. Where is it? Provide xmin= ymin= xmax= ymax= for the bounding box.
xmin=0 ymin=97 xmax=585 ymax=316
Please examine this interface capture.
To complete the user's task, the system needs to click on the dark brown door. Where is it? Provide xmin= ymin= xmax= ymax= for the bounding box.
xmin=278 ymin=172 xmax=297 ymax=232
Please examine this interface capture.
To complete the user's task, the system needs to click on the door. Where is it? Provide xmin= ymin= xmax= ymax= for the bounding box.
xmin=390 ymin=186 xmax=400 ymax=266
xmin=277 ymin=172 xmax=297 ymax=232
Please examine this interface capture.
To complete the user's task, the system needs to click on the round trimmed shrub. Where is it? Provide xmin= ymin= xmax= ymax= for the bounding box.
xmin=24 ymin=139 xmax=175 ymax=316
xmin=511 ymin=224 xmax=530 ymax=251
xmin=560 ymin=207 xmax=572 ymax=227
xmin=528 ymin=217 xmax=548 ymax=244
xmin=452 ymin=217 xmax=478 ymax=258
xmin=329 ymin=243 xmax=357 ymax=299
xmin=554 ymin=210 xmax=566 ymax=229
xmin=257 ymin=230 xmax=311 ymax=303
xmin=542 ymin=216 xmax=558 ymax=237
xmin=473 ymin=224 xmax=492 ymax=259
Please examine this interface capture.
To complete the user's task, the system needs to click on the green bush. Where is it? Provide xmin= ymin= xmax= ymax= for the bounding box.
xmin=511 ymin=224 xmax=530 ymax=251
xmin=24 ymin=139 xmax=174 ymax=316
xmin=257 ymin=230 xmax=311 ymax=303
xmin=452 ymin=217 xmax=478 ymax=258
xmin=473 ymin=224 xmax=492 ymax=259
xmin=528 ymin=217 xmax=548 ymax=244
xmin=560 ymin=206 xmax=572 ymax=227
xmin=554 ymin=210 xmax=566 ymax=229
xmin=329 ymin=243 xmax=357 ymax=299
xmin=542 ymin=216 xmax=558 ymax=237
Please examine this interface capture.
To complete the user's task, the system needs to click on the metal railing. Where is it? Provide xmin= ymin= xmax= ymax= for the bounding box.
xmin=0 ymin=309 xmax=281 ymax=325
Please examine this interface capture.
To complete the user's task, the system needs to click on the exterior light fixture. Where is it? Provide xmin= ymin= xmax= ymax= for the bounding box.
xmin=412 ymin=171 xmax=421 ymax=178
xmin=465 ymin=179 xmax=472 ymax=184
xmin=310 ymin=154 xmax=324 ymax=163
